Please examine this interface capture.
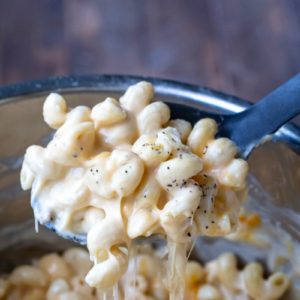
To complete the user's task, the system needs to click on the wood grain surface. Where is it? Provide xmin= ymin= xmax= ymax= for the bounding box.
xmin=0 ymin=0 xmax=300 ymax=102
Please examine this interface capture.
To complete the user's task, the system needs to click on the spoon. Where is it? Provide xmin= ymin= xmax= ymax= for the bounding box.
xmin=39 ymin=73 xmax=300 ymax=244
xmin=168 ymin=72 xmax=300 ymax=159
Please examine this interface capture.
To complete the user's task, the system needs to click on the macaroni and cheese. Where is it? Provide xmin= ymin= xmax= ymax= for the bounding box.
xmin=0 ymin=247 xmax=289 ymax=300
xmin=20 ymin=81 xmax=281 ymax=299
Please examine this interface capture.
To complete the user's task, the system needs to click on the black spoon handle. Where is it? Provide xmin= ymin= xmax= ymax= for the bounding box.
xmin=218 ymin=73 xmax=300 ymax=158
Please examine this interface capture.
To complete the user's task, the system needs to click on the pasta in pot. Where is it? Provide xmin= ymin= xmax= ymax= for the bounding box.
xmin=0 ymin=247 xmax=289 ymax=300
xmin=19 ymin=81 xmax=280 ymax=298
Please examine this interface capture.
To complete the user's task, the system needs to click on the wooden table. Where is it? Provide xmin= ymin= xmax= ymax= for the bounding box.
xmin=0 ymin=0 xmax=300 ymax=102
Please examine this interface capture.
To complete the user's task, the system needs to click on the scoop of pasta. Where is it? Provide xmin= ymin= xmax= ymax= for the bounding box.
xmin=21 ymin=82 xmax=249 ymax=295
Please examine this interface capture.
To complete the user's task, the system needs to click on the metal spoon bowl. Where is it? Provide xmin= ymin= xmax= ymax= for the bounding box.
xmin=2 ymin=74 xmax=300 ymax=245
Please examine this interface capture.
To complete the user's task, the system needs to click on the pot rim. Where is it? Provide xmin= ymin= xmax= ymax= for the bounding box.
xmin=0 ymin=74 xmax=299 ymax=153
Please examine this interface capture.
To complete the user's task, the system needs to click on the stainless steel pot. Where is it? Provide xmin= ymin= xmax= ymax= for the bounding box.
xmin=0 ymin=75 xmax=299 ymax=298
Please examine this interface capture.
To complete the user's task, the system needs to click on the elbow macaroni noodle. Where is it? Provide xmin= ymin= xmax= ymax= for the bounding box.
xmin=0 ymin=247 xmax=289 ymax=300
xmin=18 ymin=81 xmax=288 ymax=298
xmin=204 ymin=252 xmax=289 ymax=300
